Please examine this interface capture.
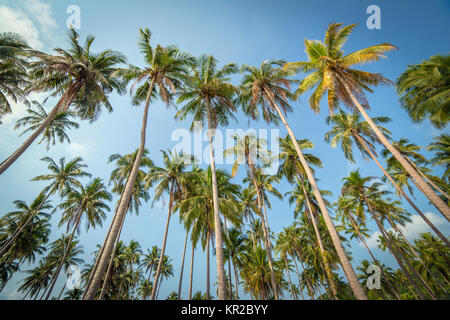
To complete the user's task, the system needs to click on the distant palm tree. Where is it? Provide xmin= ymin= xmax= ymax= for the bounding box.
xmin=176 ymin=55 xmax=239 ymax=300
xmin=0 ymin=29 xmax=126 ymax=174
xmin=0 ymin=32 xmax=30 ymax=121
xmin=396 ymin=54 xmax=449 ymax=129
xmin=84 ymin=28 xmax=193 ymax=300
xmin=427 ymin=134 xmax=449 ymax=192
xmin=63 ymin=288 xmax=83 ymax=300
xmin=0 ymin=156 xmax=90 ymax=257
xmin=15 ymin=101 xmax=78 ymax=150
xmin=44 ymin=178 xmax=111 ymax=299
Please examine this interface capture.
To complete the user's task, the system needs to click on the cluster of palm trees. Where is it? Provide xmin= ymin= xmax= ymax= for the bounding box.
xmin=0 ymin=22 xmax=448 ymax=300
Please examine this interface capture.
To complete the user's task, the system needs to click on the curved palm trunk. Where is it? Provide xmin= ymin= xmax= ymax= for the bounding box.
xmin=99 ymin=207 xmax=127 ymax=300
xmin=0 ymin=185 xmax=57 ymax=258
xmin=188 ymin=245 xmax=194 ymax=300
xmin=353 ymin=133 xmax=450 ymax=246
xmin=297 ymin=173 xmax=338 ymax=299
xmin=264 ymin=89 xmax=367 ymax=300
xmin=83 ymin=79 xmax=155 ymax=300
xmin=292 ymin=256 xmax=305 ymax=300
xmin=348 ymin=215 xmax=400 ymax=300
xmin=284 ymin=255 xmax=297 ymax=300
xmin=205 ymin=99 xmax=226 ymax=300
xmin=0 ymin=84 xmax=79 ymax=175
xmin=339 ymin=79 xmax=450 ymax=220
xmin=294 ymin=248 xmax=315 ymax=300
xmin=57 ymin=282 xmax=66 ymax=300
xmin=178 ymin=229 xmax=189 ymax=300
xmin=45 ymin=209 xmax=82 ymax=300
xmin=151 ymin=183 xmax=174 ymax=300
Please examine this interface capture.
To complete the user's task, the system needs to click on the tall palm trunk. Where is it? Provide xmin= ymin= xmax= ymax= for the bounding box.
xmin=297 ymin=172 xmax=338 ymax=299
xmin=247 ymin=158 xmax=279 ymax=299
xmin=57 ymin=282 xmax=66 ymax=300
xmin=188 ymin=245 xmax=194 ymax=300
xmin=339 ymin=79 xmax=450 ymax=220
xmin=0 ymin=83 xmax=80 ymax=175
xmin=284 ymin=255 xmax=297 ymax=300
xmin=232 ymin=258 xmax=239 ymax=299
xmin=264 ymin=89 xmax=367 ymax=300
xmin=178 ymin=229 xmax=189 ymax=299
xmin=223 ymin=218 xmax=233 ymax=300
xmin=0 ymin=185 xmax=57 ymax=258
xmin=206 ymin=230 xmax=211 ymax=300
xmin=83 ymin=78 xmax=155 ymax=300
xmin=353 ymin=133 xmax=450 ymax=246
xmin=151 ymin=183 xmax=174 ymax=300
xmin=292 ymin=256 xmax=305 ymax=300
xmin=294 ymin=248 xmax=315 ymax=300
xmin=99 ymin=207 xmax=127 ymax=299
xmin=45 ymin=208 xmax=83 ymax=300
xmin=347 ymin=215 xmax=400 ymax=299
xmin=205 ymin=98 xmax=226 ymax=300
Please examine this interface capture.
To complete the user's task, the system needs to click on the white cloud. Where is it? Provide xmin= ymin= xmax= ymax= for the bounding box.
xmin=21 ymin=0 xmax=57 ymax=36
xmin=0 ymin=5 xmax=43 ymax=49
xmin=66 ymin=141 xmax=95 ymax=159
xmin=364 ymin=212 xmax=450 ymax=249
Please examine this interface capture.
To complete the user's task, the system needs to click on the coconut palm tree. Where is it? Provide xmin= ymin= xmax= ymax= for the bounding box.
xmin=0 ymin=32 xmax=30 ymax=121
xmin=240 ymin=58 xmax=366 ymax=299
xmin=144 ymin=149 xmax=193 ymax=300
xmin=63 ymin=288 xmax=83 ymax=300
xmin=0 ymin=194 xmax=52 ymax=262
xmin=288 ymin=22 xmax=449 ymax=221
xmin=18 ymin=260 xmax=53 ymax=300
xmin=325 ymin=110 xmax=449 ymax=245
xmin=223 ymin=227 xmax=247 ymax=299
xmin=44 ymin=178 xmax=111 ymax=299
xmin=427 ymin=134 xmax=450 ymax=180
xmin=175 ymin=55 xmax=239 ymax=300
xmin=0 ymin=29 xmax=126 ymax=175
xmin=83 ymin=29 xmax=193 ymax=300
xmin=396 ymin=54 xmax=449 ymax=129
xmin=14 ymin=101 xmax=78 ymax=150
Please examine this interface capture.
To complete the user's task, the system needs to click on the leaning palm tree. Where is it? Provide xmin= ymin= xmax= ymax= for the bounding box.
xmin=44 ymin=178 xmax=111 ymax=299
xmin=325 ymin=110 xmax=449 ymax=246
xmin=15 ymin=101 xmax=78 ymax=150
xmin=396 ymin=54 xmax=449 ymax=129
xmin=240 ymin=58 xmax=366 ymax=299
xmin=0 ymin=156 xmax=90 ymax=258
xmin=83 ymin=28 xmax=193 ymax=300
xmin=427 ymin=134 xmax=449 ymax=180
xmin=0 ymin=32 xmax=30 ymax=121
xmin=144 ymin=149 xmax=193 ymax=300
xmin=0 ymin=28 xmax=126 ymax=175
xmin=175 ymin=55 xmax=239 ymax=300
xmin=287 ymin=22 xmax=449 ymax=220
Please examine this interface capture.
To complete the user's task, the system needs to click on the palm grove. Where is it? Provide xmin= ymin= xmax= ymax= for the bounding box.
xmin=0 ymin=23 xmax=449 ymax=300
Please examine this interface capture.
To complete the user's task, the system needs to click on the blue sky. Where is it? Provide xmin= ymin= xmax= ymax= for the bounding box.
xmin=0 ymin=0 xmax=449 ymax=299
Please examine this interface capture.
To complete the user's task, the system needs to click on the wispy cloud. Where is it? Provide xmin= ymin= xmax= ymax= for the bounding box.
xmin=66 ymin=141 xmax=96 ymax=159
xmin=365 ymin=212 xmax=450 ymax=249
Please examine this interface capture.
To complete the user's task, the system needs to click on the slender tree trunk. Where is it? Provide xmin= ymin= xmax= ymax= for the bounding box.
xmin=206 ymin=230 xmax=211 ymax=300
xmin=151 ymin=183 xmax=174 ymax=300
xmin=295 ymin=248 xmax=315 ymax=300
xmin=247 ymin=158 xmax=279 ymax=299
xmin=292 ymin=256 xmax=305 ymax=300
xmin=204 ymin=99 xmax=227 ymax=300
xmin=264 ymin=89 xmax=367 ymax=299
xmin=223 ymin=218 xmax=233 ymax=300
xmin=284 ymin=255 xmax=296 ymax=300
xmin=178 ymin=229 xmax=189 ymax=300
xmin=232 ymin=259 xmax=239 ymax=299
xmin=188 ymin=245 xmax=194 ymax=300
xmin=353 ymin=133 xmax=450 ymax=246
xmin=83 ymin=79 xmax=155 ymax=300
xmin=45 ymin=209 xmax=83 ymax=300
xmin=339 ymin=79 xmax=450 ymax=220
xmin=0 ymin=185 xmax=58 ymax=258
xmin=57 ymin=282 xmax=66 ymax=300
xmin=0 ymin=84 xmax=79 ymax=175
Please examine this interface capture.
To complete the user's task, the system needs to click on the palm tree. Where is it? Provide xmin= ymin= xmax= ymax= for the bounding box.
xmin=325 ymin=110 xmax=449 ymax=245
xmin=175 ymin=55 xmax=239 ymax=300
xmin=144 ymin=149 xmax=192 ymax=300
xmin=44 ymin=178 xmax=111 ymax=299
xmin=0 ymin=29 xmax=126 ymax=174
xmin=223 ymin=227 xmax=247 ymax=299
xmin=0 ymin=32 xmax=30 ymax=121
xmin=84 ymin=28 xmax=193 ymax=300
xmin=427 ymin=134 xmax=449 ymax=180
xmin=396 ymin=54 xmax=449 ymax=129
xmin=18 ymin=260 xmax=53 ymax=300
xmin=14 ymin=101 xmax=78 ymax=150
xmin=141 ymin=246 xmax=161 ymax=281
xmin=240 ymin=58 xmax=366 ymax=299
xmin=63 ymin=288 xmax=83 ymax=300
xmin=288 ymin=22 xmax=449 ymax=221
xmin=0 ymin=156 xmax=90 ymax=257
